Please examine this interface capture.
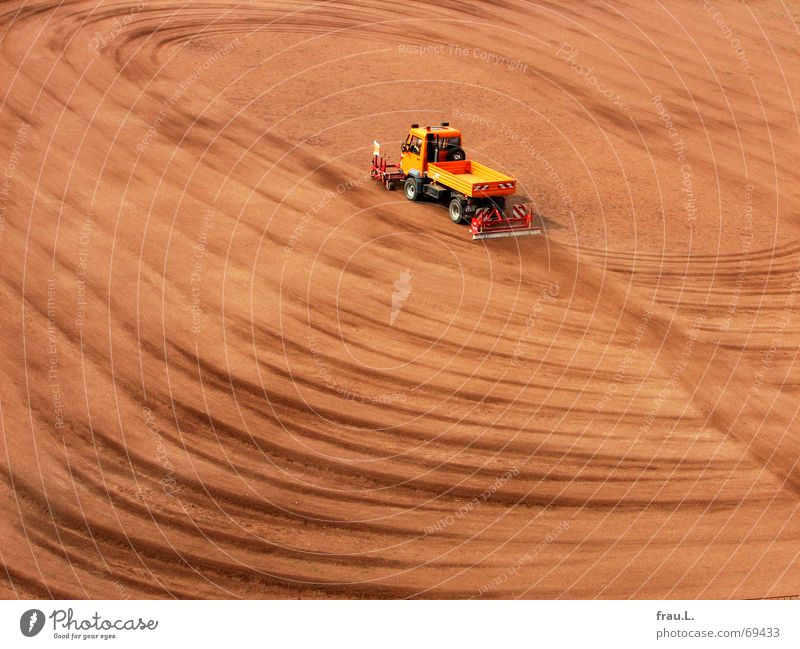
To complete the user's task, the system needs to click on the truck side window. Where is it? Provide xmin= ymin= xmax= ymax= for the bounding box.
xmin=409 ymin=136 xmax=421 ymax=155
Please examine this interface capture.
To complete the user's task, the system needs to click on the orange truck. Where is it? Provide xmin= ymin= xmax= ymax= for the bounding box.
xmin=371 ymin=123 xmax=540 ymax=240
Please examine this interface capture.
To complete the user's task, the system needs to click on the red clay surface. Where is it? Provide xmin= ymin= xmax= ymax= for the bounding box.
xmin=1 ymin=0 xmax=800 ymax=598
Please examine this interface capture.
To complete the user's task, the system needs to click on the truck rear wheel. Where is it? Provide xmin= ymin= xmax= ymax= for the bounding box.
xmin=404 ymin=177 xmax=420 ymax=201
xmin=449 ymin=197 xmax=466 ymax=224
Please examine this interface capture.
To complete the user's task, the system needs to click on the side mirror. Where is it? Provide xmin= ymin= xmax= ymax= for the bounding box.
xmin=401 ymin=144 xmax=409 ymax=152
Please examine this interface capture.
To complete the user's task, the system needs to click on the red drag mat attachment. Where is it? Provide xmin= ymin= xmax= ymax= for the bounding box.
xmin=470 ymin=204 xmax=541 ymax=240
xmin=371 ymin=141 xmax=405 ymax=190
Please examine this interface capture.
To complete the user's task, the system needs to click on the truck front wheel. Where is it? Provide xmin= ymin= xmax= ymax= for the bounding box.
xmin=404 ymin=178 xmax=420 ymax=201
xmin=449 ymin=197 xmax=466 ymax=224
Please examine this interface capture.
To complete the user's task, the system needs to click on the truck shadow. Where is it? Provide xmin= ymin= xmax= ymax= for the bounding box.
xmin=533 ymin=212 xmax=564 ymax=231
xmin=511 ymin=196 xmax=565 ymax=231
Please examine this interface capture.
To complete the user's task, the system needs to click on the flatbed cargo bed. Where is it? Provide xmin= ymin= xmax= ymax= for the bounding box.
xmin=427 ymin=159 xmax=517 ymax=197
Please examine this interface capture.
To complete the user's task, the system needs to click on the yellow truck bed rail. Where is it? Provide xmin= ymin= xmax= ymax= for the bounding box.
xmin=426 ymin=160 xmax=517 ymax=197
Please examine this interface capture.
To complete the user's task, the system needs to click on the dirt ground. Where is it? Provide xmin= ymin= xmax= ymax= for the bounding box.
xmin=1 ymin=0 xmax=799 ymax=598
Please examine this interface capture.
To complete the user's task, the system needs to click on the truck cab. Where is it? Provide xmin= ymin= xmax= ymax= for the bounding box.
xmin=400 ymin=123 xmax=465 ymax=177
